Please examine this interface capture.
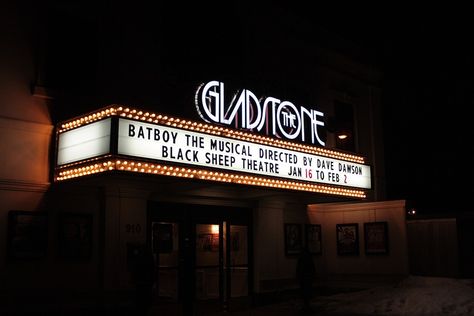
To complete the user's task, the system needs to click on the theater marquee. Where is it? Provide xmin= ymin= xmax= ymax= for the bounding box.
xmin=55 ymin=106 xmax=371 ymax=198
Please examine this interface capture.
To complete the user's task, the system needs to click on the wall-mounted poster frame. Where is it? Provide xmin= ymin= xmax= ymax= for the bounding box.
xmin=336 ymin=223 xmax=359 ymax=256
xmin=364 ymin=221 xmax=389 ymax=255
xmin=305 ymin=224 xmax=322 ymax=255
xmin=58 ymin=213 xmax=93 ymax=259
xmin=7 ymin=210 xmax=48 ymax=260
xmin=152 ymin=222 xmax=173 ymax=253
xmin=197 ymin=233 xmax=219 ymax=252
xmin=284 ymin=223 xmax=303 ymax=256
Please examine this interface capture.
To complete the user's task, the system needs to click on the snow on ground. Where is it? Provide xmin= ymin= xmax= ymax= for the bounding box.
xmin=315 ymin=276 xmax=474 ymax=315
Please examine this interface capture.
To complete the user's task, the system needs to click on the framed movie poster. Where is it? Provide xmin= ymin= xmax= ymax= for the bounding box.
xmin=231 ymin=231 xmax=240 ymax=251
xmin=284 ymin=223 xmax=303 ymax=256
xmin=197 ymin=234 xmax=219 ymax=252
xmin=152 ymin=223 xmax=173 ymax=253
xmin=364 ymin=222 xmax=389 ymax=255
xmin=7 ymin=210 xmax=48 ymax=259
xmin=305 ymin=224 xmax=322 ymax=255
xmin=58 ymin=213 xmax=93 ymax=259
xmin=336 ymin=223 xmax=359 ymax=255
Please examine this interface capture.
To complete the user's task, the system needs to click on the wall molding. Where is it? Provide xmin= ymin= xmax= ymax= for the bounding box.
xmin=0 ymin=178 xmax=50 ymax=192
xmin=0 ymin=115 xmax=53 ymax=135
xmin=308 ymin=199 xmax=406 ymax=213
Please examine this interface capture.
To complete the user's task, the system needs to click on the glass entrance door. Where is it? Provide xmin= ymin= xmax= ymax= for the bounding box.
xmin=194 ymin=223 xmax=223 ymax=314
xmin=151 ymin=221 xmax=224 ymax=315
xmin=152 ymin=221 xmax=180 ymax=314
xmin=149 ymin=203 xmax=252 ymax=315
xmin=226 ymin=223 xmax=251 ymax=310
xmin=229 ymin=225 xmax=249 ymax=298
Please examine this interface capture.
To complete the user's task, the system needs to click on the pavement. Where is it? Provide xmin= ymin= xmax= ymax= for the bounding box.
xmin=0 ymin=298 xmax=363 ymax=316
xmin=203 ymin=300 xmax=345 ymax=316
xmin=0 ymin=287 xmax=369 ymax=316
xmin=145 ymin=297 xmax=366 ymax=316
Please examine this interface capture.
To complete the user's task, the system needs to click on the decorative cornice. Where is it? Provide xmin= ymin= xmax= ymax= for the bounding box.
xmin=0 ymin=116 xmax=53 ymax=135
xmin=308 ymin=199 xmax=406 ymax=212
xmin=0 ymin=178 xmax=50 ymax=193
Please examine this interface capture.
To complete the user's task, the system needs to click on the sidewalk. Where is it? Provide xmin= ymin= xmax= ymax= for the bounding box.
xmin=0 ymin=297 xmax=370 ymax=316
xmin=5 ymin=276 xmax=470 ymax=315
xmin=204 ymin=299 xmax=344 ymax=316
xmin=147 ymin=297 xmax=364 ymax=316
xmin=0 ymin=285 xmax=372 ymax=316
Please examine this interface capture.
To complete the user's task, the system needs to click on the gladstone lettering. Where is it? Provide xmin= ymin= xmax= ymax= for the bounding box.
xmin=196 ymin=80 xmax=326 ymax=146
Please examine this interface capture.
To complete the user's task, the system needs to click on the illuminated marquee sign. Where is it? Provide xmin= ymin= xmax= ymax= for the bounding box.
xmin=118 ymin=119 xmax=370 ymax=189
xmin=55 ymin=106 xmax=371 ymax=198
xmin=195 ymin=81 xmax=326 ymax=146
xmin=57 ymin=118 xmax=111 ymax=165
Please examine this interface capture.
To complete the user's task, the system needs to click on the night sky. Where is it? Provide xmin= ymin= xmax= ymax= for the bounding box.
xmin=261 ymin=6 xmax=474 ymax=214
xmin=166 ymin=4 xmax=474 ymax=214
xmin=327 ymin=9 xmax=474 ymax=214
xmin=44 ymin=1 xmax=474 ymax=214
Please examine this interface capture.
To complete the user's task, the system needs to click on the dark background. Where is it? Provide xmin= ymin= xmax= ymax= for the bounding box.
xmin=275 ymin=5 xmax=474 ymax=214
xmin=355 ymin=10 xmax=474 ymax=215
xmin=41 ymin=1 xmax=474 ymax=215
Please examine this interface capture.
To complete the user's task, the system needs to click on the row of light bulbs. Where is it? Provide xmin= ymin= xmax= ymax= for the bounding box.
xmin=58 ymin=105 xmax=366 ymax=164
xmin=56 ymin=159 xmax=366 ymax=198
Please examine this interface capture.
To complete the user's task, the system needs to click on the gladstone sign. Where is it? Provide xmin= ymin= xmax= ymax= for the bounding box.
xmin=195 ymin=81 xmax=326 ymax=146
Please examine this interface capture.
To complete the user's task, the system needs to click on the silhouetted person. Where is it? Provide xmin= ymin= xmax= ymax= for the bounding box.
xmin=133 ymin=247 xmax=155 ymax=316
xmin=182 ymin=235 xmax=195 ymax=316
xmin=296 ymin=248 xmax=316 ymax=314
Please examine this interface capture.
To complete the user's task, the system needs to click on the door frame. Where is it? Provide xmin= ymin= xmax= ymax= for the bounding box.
xmin=147 ymin=201 xmax=253 ymax=312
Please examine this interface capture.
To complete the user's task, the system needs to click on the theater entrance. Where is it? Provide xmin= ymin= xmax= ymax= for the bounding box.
xmin=148 ymin=202 xmax=252 ymax=315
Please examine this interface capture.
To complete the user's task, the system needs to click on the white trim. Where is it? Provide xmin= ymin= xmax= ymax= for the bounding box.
xmin=0 ymin=115 xmax=53 ymax=135
xmin=0 ymin=178 xmax=50 ymax=192
xmin=407 ymin=218 xmax=456 ymax=224
xmin=308 ymin=199 xmax=406 ymax=212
